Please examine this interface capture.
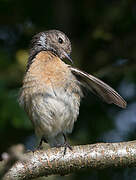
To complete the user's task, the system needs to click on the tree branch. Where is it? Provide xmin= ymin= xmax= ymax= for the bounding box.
xmin=1 ymin=141 xmax=136 ymax=180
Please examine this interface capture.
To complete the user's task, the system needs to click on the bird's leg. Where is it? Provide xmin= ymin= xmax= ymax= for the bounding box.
xmin=63 ymin=133 xmax=72 ymax=155
xmin=26 ymin=137 xmax=46 ymax=153
xmin=37 ymin=136 xmax=47 ymax=150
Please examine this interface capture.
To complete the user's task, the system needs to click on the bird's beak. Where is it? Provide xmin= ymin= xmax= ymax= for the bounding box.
xmin=63 ymin=51 xmax=73 ymax=64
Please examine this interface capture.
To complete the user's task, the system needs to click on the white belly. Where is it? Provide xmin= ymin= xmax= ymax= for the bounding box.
xmin=24 ymin=84 xmax=82 ymax=140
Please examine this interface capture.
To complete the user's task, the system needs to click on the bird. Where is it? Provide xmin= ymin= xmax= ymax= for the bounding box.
xmin=19 ymin=29 xmax=127 ymax=152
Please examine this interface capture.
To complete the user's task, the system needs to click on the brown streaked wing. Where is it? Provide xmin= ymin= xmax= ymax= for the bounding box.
xmin=70 ymin=67 xmax=127 ymax=108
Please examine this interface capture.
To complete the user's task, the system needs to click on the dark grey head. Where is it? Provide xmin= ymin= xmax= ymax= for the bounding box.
xmin=29 ymin=30 xmax=72 ymax=65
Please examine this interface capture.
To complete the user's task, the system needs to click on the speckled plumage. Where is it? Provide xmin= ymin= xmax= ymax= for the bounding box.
xmin=19 ymin=30 xmax=126 ymax=149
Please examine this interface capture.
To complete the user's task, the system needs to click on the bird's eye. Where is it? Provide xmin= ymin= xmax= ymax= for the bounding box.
xmin=58 ymin=37 xmax=63 ymax=44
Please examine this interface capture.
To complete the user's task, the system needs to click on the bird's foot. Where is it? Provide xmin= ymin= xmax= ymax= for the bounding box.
xmin=63 ymin=141 xmax=72 ymax=155
xmin=37 ymin=136 xmax=47 ymax=150
xmin=55 ymin=142 xmax=72 ymax=155
xmin=63 ymin=133 xmax=72 ymax=155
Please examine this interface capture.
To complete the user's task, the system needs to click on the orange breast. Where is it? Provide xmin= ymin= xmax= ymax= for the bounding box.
xmin=22 ymin=51 xmax=72 ymax=94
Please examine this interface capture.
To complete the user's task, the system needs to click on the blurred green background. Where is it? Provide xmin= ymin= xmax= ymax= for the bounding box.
xmin=0 ymin=0 xmax=136 ymax=179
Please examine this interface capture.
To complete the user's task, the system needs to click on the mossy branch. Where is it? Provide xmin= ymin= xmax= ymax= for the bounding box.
xmin=1 ymin=141 xmax=136 ymax=180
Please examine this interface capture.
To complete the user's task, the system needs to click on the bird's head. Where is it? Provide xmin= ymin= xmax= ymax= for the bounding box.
xmin=29 ymin=30 xmax=72 ymax=64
